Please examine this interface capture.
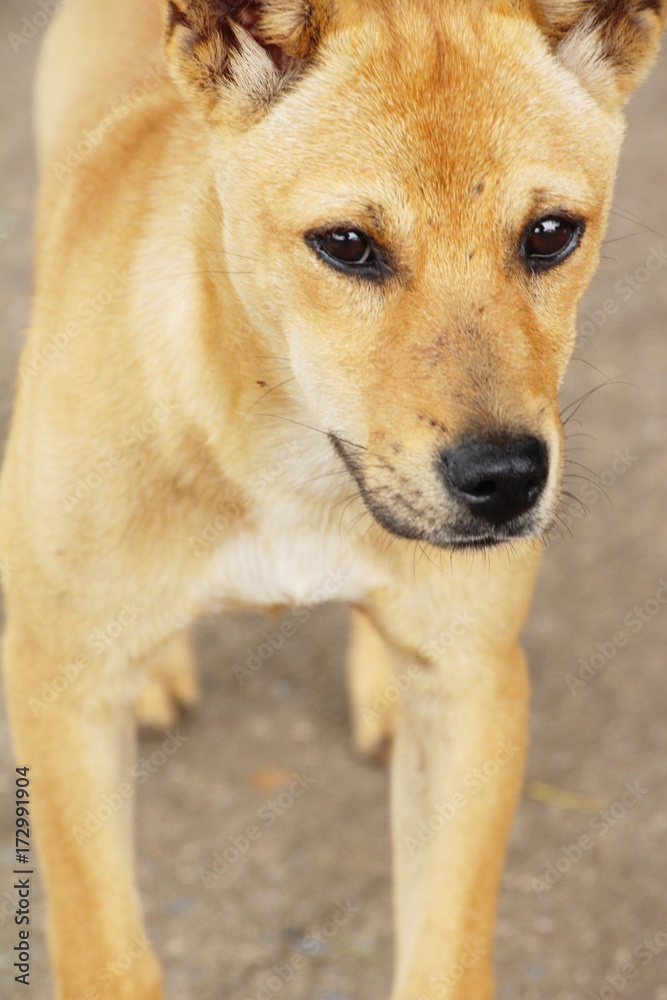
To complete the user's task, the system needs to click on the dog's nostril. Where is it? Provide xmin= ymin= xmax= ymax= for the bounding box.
xmin=440 ymin=436 xmax=549 ymax=527
xmin=467 ymin=478 xmax=496 ymax=499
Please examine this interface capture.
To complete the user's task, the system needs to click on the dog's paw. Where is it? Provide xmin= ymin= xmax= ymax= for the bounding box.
xmin=135 ymin=631 xmax=199 ymax=731
xmin=351 ymin=702 xmax=396 ymax=766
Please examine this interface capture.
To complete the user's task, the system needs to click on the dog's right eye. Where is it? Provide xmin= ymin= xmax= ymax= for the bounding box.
xmin=307 ymin=228 xmax=386 ymax=278
xmin=319 ymin=230 xmax=372 ymax=265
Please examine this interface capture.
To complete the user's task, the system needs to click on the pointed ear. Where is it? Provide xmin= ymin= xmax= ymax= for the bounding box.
xmin=164 ymin=0 xmax=330 ymax=123
xmin=535 ymin=0 xmax=666 ymax=105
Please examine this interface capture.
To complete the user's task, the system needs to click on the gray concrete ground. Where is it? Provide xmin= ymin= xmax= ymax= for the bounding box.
xmin=0 ymin=2 xmax=666 ymax=998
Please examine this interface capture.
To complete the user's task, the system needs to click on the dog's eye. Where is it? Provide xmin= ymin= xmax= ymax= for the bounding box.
xmin=317 ymin=229 xmax=373 ymax=266
xmin=306 ymin=227 xmax=389 ymax=278
xmin=522 ymin=216 xmax=582 ymax=270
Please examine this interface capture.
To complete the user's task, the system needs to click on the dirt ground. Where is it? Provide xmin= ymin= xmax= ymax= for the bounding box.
xmin=0 ymin=3 xmax=666 ymax=999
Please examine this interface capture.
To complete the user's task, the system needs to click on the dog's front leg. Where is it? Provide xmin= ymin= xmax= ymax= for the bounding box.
xmin=368 ymin=553 xmax=537 ymax=1000
xmin=3 ymin=624 xmax=164 ymax=1000
xmin=391 ymin=645 xmax=527 ymax=999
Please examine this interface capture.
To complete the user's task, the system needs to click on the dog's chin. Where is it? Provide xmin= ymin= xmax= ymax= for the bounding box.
xmin=357 ymin=489 xmax=548 ymax=552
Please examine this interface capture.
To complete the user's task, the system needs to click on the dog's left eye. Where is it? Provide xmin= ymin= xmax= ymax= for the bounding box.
xmin=522 ymin=216 xmax=583 ymax=270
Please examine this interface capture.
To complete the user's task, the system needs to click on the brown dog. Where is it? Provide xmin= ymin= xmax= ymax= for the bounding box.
xmin=1 ymin=0 xmax=664 ymax=997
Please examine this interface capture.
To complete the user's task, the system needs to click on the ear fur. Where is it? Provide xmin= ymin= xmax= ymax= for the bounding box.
xmin=535 ymin=0 xmax=666 ymax=104
xmin=164 ymin=0 xmax=330 ymax=122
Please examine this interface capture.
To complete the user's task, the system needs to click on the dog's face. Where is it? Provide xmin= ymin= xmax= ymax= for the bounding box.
xmin=166 ymin=0 xmax=665 ymax=549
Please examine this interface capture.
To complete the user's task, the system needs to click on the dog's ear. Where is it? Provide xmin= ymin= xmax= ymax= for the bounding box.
xmin=535 ymin=0 xmax=666 ymax=105
xmin=164 ymin=0 xmax=331 ymax=122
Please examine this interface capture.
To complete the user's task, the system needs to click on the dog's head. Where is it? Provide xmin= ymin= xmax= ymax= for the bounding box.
xmin=165 ymin=0 xmax=664 ymax=549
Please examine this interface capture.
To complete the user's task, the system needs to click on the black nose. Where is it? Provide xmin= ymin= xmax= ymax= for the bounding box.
xmin=440 ymin=436 xmax=549 ymax=526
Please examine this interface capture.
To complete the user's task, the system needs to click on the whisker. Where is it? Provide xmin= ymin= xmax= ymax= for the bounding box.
xmin=336 ymin=488 xmax=385 ymax=538
xmin=609 ymin=204 xmax=662 ymax=239
xmin=561 ymin=377 xmax=631 ymax=426
xmin=196 ymin=249 xmax=259 ymax=261
xmin=563 ymin=472 xmax=614 ymax=507
xmin=417 ymin=542 xmax=444 ymax=575
xmin=145 ymin=269 xmax=255 ymax=284
xmin=332 ymin=490 xmax=365 ymax=512
xmin=560 ymin=489 xmax=590 ymax=517
xmin=298 ymin=464 xmax=387 ymax=489
xmin=254 ymin=412 xmax=369 ymax=456
xmin=562 ymin=473 xmax=612 ymax=504
xmin=602 ymin=231 xmax=650 ymax=245
xmin=565 ymin=427 xmax=598 ymax=444
xmin=347 ymin=507 xmax=374 ymax=534
xmin=240 ymin=378 xmax=297 ymax=423
xmin=564 ymin=457 xmax=602 ymax=476
xmin=569 ymin=357 xmax=615 ymax=380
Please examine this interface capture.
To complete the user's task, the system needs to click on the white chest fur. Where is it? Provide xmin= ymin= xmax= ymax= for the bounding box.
xmin=202 ymin=498 xmax=386 ymax=613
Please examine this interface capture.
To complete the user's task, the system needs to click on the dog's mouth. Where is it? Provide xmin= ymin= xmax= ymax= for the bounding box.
xmin=329 ymin=433 xmax=553 ymax=550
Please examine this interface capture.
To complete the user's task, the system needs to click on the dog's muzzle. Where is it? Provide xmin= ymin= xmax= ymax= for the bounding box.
xmin=330 ymin=430 xmax=552 ymax=550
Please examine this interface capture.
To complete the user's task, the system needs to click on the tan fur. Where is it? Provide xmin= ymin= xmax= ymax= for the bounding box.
xmin=1 ymin=0 xmax=664 ymax=997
